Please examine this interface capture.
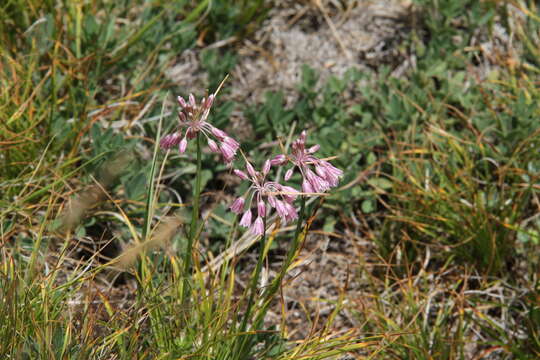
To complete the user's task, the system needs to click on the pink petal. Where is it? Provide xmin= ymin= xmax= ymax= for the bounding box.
xmin=205 ymin=94 xmax=215 ymax=109
xmin=315 ymin=164 xmax=328 ymax=179
xmin=179 ymin=138 xmax=188 ymax=153
xmin=239 ymin=209 xmax=252 ymax=228
xmin=274 ymin=200 xmax=287 ymax=219
xmin=160 ymin=134 xmax=178 ymax=149
xmin=223 ymin=136 xmax=239 ymax=149
xmin=262 ymin=159 xmax=271 ymax=175
xmin=284 ymin=202 xmax=298 ymax=222
xmin=211 ymin=127 xmax=227 ymax=139
xmin=270 ymin=154 xmax=287 ymax=166
xmin=306 ymin=170 xmax=328 ymax=192
xmin=177 ymin=96 xmax=187 ymax=108
xmin=280 ymin=186 xmax=299 ymax=202
xmin=302 ymin=179 xmax=314 ymax=194
xmin=246 ymin=162 xmax=257 ymax=178
xmin=299 ymin=130 xmax=307 ymax=143
xmin=284 ymin=168 xmax=294 ymax=181
xmin=208 ymin=139 xmax=219 ymax=153
xmin=219 ymin=143 xmax=235 ymax=162
xmin=257 ymin=200 xmax=266 ymax=217
xmin=230 ymin=197 xmax=245 ymax=214
xmin=178 ymin=111 xmax=187 ymax=123
xmin=323 ymin=161 xmax=343 ymax=177
xmin=234 ymin=169 xmax=249 ymax=180
xmin=250 ymin=217 xmax=264 ymax=235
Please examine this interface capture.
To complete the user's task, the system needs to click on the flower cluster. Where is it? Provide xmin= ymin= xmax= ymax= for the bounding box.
xmin=230 ymin=131 xmax=342 ymax=235
xmin=273 ymin=131 xmax=343 ymax=194
xmin=160 ymin=93 xmax=239 ymax=163
xmin=229 ymin=159 xmax=299 ymax=235
xmin=161 ymin=91 xmax=342 ymax=237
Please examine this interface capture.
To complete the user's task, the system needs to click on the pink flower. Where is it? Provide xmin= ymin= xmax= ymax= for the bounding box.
xmin=279 ymin=130 xmax=342 ymax=193
xmin=160 ymin=93 xmax=239 ymax=163
xmin=239 ymin=209 xmax=252 ymax=227
xmin=251 ymin=217 xmax=264 ymax=236
xmin=231 ymin=159 xmax=300 ymax=235
xmin=257 ymin=200 xmax=266 ymax=217
xmin=270 ymin=154 xmax=287 ymax=166
xmin=230 ymin=197 xmax=245 ymax=214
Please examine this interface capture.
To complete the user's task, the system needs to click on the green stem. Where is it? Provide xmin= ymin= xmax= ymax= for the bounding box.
xmin=279 ymin=197 xmax=306 ymax=277
xmin=183 ymin=133 xmax=202 ymax=300
xmin=236 ymin=216 xmax=267 ymax=356
xmin=254 ymin=196 xmax=306 ymax=328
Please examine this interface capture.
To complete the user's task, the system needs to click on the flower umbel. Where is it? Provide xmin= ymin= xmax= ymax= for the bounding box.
xmin=230 ymin=159 xmax=299 ymax=235
xmin=160 ymin=93 xmax=239 ymax=162
xmin=279 ymin=130 xmax=343 ymax=193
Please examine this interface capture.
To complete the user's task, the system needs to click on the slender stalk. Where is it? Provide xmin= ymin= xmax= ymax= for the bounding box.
xmin=278 ymin=196 xmax=306 ymax=277
xmin=254 ymin=196 xmax=307 ymax=328
xmin=235 ymin=216 xmax=268 ymax=357
xmin=183 ymin=133 xmax=202 ymax=300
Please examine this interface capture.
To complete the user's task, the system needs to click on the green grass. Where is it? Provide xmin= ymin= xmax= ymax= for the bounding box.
xmin=2 ymin=0 xmax=540 ymax=359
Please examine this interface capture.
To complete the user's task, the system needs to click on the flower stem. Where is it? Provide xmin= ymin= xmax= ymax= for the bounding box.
xmin=183 ymin=133 xmax=202 ymax=300
xmin=236 ymin=216 xmax=267 ymax=355
xmin=254 ymin=196 xmax=307 ymax=328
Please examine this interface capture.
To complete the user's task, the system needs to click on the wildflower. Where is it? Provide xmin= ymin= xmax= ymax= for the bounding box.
xmin=230 ymin=197 xmax=245 ymax=214
xmin=230 ymin=159 xmax=299 ymax=235
xmin=160 ymin=93 xmax=239 ymax=162
xmin=280 ymin=130 xmax=342 ymax=193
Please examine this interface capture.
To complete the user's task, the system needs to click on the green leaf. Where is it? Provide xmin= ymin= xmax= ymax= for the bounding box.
xmin=368 ymin=177 xmax=393 ymax=190
xmin=367 ymin=152 xmax=377 ymax=165
xmin=361 ymin=199 xmax=375 ymax=214
xmin=190 ymin=169 xmax=212 ymax=192
xmin=323 ymin=216 xmax=336 ymax=233
xmin=125 ymin=170 xmax=147 ymax=200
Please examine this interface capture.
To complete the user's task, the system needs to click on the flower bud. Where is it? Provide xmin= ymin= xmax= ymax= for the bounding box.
xmin=233 ymin=169 xmax=248 ymax=180
xmin=239 ymin=209 xmax=252 ymax=227
xmin=246 ymin=162 xmax=257 ymax=178
xmin=270 ymin=154 xmax=287 ymax=166
xmin=211 ymin=127 xmax=227 ymax=139
xmin=177 ymin=96 xmax=187 ymax=108
xmin=302 ymin=179 xmax=314 ymax=194
xmin=257 ymin=200 xmax=266 ymax=217
xmin=250 ymin=217 xmax=264 ymax=236
xmin=208 ymin=139 xmax=219 ymax=153
xmin=179 ymin=138 xmax=188 ymax=153
xmin=205 ymin=94 xmax=215 ymax=109
xmin=230 ymin=197 xmax=245 ymax=214
xmin=262 ymin=159 xmax=271 ymax=175
xmin=220 ymin=143 xmax=235 ymax=162
xmin=284 ymin=168 xmax=293 ymax=181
